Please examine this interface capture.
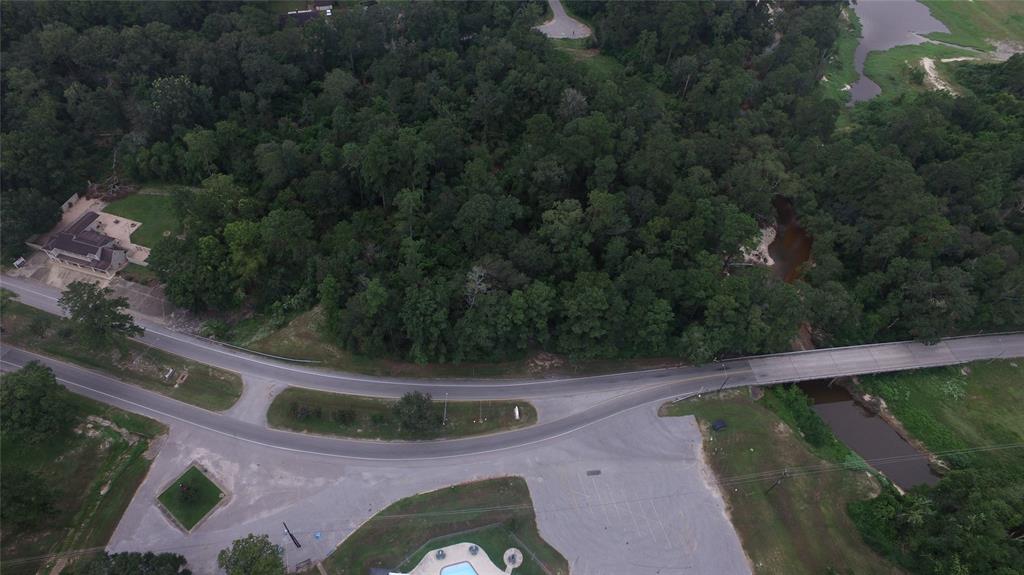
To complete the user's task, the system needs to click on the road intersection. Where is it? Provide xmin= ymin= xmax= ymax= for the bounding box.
xmin=3 ymin=275 xmax=1022 ymax=573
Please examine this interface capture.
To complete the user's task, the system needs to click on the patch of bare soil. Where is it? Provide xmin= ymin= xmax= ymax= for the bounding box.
xmin=527 ymin=352 xmax=566 ymax=374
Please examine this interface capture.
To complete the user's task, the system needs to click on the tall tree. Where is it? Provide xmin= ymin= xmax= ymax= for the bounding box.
xmin=58 ymin=282 xmax=143 ymax=344
xmin=217 ymin=534 xmax=284 ymax=575
xmin=0 ymin=362 xmax=73 ymax=443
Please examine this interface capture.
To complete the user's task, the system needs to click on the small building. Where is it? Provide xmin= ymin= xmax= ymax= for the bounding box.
xmin=280 ymin=2 xmax=332 ymax=27
xmin=42 ymin=211 xmax=127 ymax=278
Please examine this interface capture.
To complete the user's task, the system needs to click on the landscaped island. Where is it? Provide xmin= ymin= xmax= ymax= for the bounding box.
xmin=309 ymin=477 xmax=566 ymax=575
xmin=268 ymin=387 xmax=536 ymax=440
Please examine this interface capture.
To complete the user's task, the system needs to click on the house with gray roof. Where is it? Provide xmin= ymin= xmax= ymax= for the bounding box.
xmin=42 ymin=211 xmax=127 ymax=278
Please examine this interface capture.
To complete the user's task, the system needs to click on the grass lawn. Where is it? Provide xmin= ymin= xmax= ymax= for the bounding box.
xmin=660 ymin=391 xmax=897 ymax=575
xmin=103 ymin=192 xmax=179 ymax=248
xmin=120 ymin=263 xmax=161 ymax=286
xmin=267 ymin=387 xmax=536 ymax=440
xmin=313 ymin=477 xmax=567 ymax=575
xmin=858 ymin=359 xmax=1024 ymax=469
xmin=157 ymin=466 xmax=224 ymax=531
xmin=0 ymin=394 xmax=165 ymax=575
xmin=862 ymin=41 xmax=977 ymax=100
xmin=821 ymin=5 xmax=863 ymax=103
xmin=1 ymin=295 xmax=242 ymax=411
xmin=920 ymin=0 xmax=1024 ymax=51
xmin=267 ymin=0 xmax=308 ymax=13
xmin=555 ymin=43 xmax=623 ymax=81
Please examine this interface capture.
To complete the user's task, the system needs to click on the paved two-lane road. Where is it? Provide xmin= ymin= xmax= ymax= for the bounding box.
xmin=3 ymin=276 xmax=1023 ymax=459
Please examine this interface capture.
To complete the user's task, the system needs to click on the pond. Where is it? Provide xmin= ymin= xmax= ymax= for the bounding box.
xmin=798 ymin=380 xmax=940 ymax=490
xmin=848 ymin=0 xmax=950 ymax=102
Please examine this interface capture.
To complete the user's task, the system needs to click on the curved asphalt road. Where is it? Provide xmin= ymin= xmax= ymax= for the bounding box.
xmin=3 ymin=276 xmax=1023 ymax=460
xmin=535 ymin=0 xmax=591 ymax=40
xmin=0 ymin=346 xmax=710 ymax=461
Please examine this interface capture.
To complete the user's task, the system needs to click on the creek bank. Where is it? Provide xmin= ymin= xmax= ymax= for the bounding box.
xmin=797 ymin=378 xmax=941 ymax=490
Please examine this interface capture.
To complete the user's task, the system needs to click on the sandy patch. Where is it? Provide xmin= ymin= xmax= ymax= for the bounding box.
xmin=920 ymin=57 xmax=956 ymax=94
xmin=741 ymin=227 xmax=776 ymax=267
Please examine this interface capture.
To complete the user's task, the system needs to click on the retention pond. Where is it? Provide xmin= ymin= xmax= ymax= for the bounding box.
xmin=797 ymin=380 xmax=940 ymax=490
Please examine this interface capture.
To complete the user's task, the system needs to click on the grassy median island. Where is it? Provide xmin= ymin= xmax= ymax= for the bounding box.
xmin=1 ymin=295 xmax=242 ymax=410
xmin=267 ymin=387 xmax=536 ymax=440
xmin=157 ymin=466 xmax=224 ymax=531
xmin=1 ymin=392 xmax=165 ymax=575
xmin=660 ymin=391 xmax=897 ymax=575
xmin=313 ymin=477 xmax=567 ymax=575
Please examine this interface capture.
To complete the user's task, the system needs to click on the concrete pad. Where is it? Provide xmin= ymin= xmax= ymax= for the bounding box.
xmin=108 ymin=278 xmax=177 ymax=319
xmin=109 ymin=406 xmax=750 ymax=575
xmin=225 ymin=375 xmax=284 ymax=426
xmin=94 ymin=211 xmax=150 ymax=264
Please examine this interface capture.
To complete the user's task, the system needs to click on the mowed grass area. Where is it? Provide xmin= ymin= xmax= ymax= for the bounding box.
xmin=821 ymin=5 xmax=863 ymax=103
xmin=1 ymin=295 xmax=242 ymax=410
xmin=0 ymin=394 xmax=165 ymax=575
xmin=157 ymin=466 xmax=224 ymax=531
xmin=103 ymin=192 xmax=179 ymax=248
xmin=920 ymin=0 xmax=1024 ymax=51
xmin=859 ymin=359 xmax=1024 ymax=468
xmin=267 ymin=387 xmax=536 ymax=440
xmin=312 ymin=477 xmax=567 ymax=575
xmin=550 ymin=38 xmax=623 ymax=81
xmin=120 ymin=262 xmax=161 ymax=286
xmin=660 ymin=392 xmax=897 ymax=575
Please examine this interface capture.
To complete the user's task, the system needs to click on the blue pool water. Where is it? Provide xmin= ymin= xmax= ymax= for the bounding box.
xmin=440 ymin=562 xmax=480 ymax=575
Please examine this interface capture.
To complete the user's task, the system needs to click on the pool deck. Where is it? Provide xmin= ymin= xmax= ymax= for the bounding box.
xmin=405 ymin=542 xmax=517 ymax=575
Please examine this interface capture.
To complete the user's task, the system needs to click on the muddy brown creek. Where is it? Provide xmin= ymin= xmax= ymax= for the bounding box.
xmin=798 ymin=380 xmax=940 ymax=490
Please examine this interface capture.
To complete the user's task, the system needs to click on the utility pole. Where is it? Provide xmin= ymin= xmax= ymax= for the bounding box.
xmin=766 ymin=469 xmax=789 ymax=494
xmin=283 ymin=522 xmax=301 ymax=548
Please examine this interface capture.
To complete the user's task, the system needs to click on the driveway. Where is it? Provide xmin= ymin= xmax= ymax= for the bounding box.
xmin=108 ymin=404 xmax=750 ymax=575
xmin=536 ymin=0 xmax=591 ymax=40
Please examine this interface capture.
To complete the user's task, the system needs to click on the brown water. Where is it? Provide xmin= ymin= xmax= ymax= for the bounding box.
xmin=798 ymin=380 xmax=940 ymax=490
xmin=768 ymin=196 xmax=812 ymax=283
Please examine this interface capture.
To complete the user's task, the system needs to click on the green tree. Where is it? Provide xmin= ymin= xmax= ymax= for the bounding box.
xmin=58 ymin=281 xmax=143 ymax=344
xmin=0 ymin=468 xmax=56 ymax=531
xmin=0 ymin=362 xmax=73 ymax=443
xmin=74 ymin=552 xmax=191 ymax=575
xmin=393 ymin=391 xmax=440 ymax=435
xmin=401 ymin=279 xmax=452 ymax=364
xmin=217 ymin=534 xmax=284 ymax=575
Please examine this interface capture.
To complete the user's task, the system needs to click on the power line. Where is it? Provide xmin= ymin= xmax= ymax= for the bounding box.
xmin=8 ymin=442 xmax=1023 ymax=567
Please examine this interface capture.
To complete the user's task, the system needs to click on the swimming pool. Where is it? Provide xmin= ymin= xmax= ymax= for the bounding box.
xmin=440 ymin=562 xmax=480 ymax=575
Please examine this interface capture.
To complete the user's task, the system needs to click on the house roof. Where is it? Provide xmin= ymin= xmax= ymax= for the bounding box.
xmin=65 ymin=211 xmax=100 ymax=235
xmin=280 ymin=9 xmax=321 ymax=27
xmin=52 ymin=248 xmax=115 ymax=271
xmin=44 ymin=211 xmax=114 ymax=257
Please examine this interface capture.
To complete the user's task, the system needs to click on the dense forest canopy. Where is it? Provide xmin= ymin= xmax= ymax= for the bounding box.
xmin=1 ymin=0 xmax=1021 ymax=365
